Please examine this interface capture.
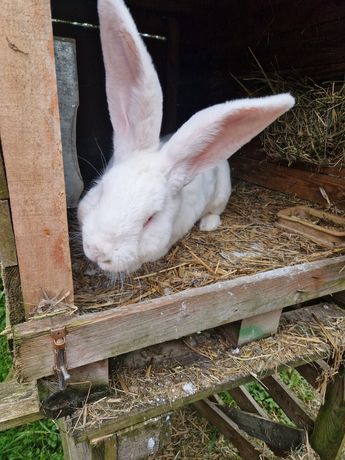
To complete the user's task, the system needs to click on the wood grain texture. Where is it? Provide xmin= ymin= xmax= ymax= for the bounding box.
xmin=0 ymin=200 xmax=17 ymax=267
xmin=297 ymin=360 xmax=329 ymax=389
xmin=194 ymin=399 xmax=263 ymax=460
xmin=220 ymin=404 xmax=306 ymax=453
xmin=229 ymin=386 xmax=267 ymax=418
xmin=262 ymin=375 xmax=314 ymax=431
xmin=0 ymin=380 xmax=42 ymax=431
xmin=14 ymin=256 xmax=345 ymax=381
xmin=232 ymin=157 xmax=345 ymax=210
xmin=72 ymin=303 xmax=344 ymax=442
xmin=0 ymin=0 xmax=73 ymax=315
xmin=1 ymin=265 xmax=25 ymax=326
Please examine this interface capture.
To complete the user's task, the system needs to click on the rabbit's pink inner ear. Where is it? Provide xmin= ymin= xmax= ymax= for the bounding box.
xmin=162 ymin=94 xmax=295 ymax=193
xmin=98 ymin=0 xmax=163 ymax=160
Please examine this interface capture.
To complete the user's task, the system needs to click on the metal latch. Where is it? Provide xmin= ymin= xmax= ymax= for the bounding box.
xmin=51 ymin=327 xmax=71 ymax=390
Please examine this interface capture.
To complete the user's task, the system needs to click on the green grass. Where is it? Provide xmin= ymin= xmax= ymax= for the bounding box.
xmin=0 ymin=283 xmax=63 ymax=460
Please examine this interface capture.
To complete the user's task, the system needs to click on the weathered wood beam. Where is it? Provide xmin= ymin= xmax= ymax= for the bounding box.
xmin=227 ymin=387 xmax=284 ymax=456
xmin=0 ymin=0 xmax=74 ymax=316
xmin=228 ymin=386 xmax=267 ymax=418
xmin=77 ymin=356 xmax=325 ymax=444
xmin=297 ymin=360 xmax=330 ymax=389
xmin=222 ymin=309 xmax=282 ymax=346
xmin=194 ymin=399 xmax=263 ymax=460
xmin=311 ymin=363 xmax=345 ymax=460
xmin=13 ymin=256 xmax=345 ymax=381
xmin=220 ymin=404 xmax=306 ymax=453
xmin=0 ymin=381 xmax=42 ymax=431
xmin=262 ymin=375 xmax=314 ymax=431
xmin=232 ymin=155 xmax=345 ymax=210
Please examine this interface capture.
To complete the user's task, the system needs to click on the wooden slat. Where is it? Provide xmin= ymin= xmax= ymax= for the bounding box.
xmin=116 ymin=415 xmax=172 ymax=460
xmin=297 ymin=360 xmax=330 ymax=389
xmin=13 ymin=256 xmax=345 ymax=381
xmin=0 ymin=200 xmax=17 ymax=267
xmin=0 ymin=381 xmax=42 ymax=431
xmin=229 ymin=386 xmax=267 ymax=418
xmin=220 ymin=404 xmax=306 ymax=453
xmin=262 ymin=375 xmax=314 ymax=431
xmin=194 ymin=399 xmax=263 ymax=460
xmin=226 ymin=387 xmax=284 ymax=456
xmin=71 ymin=304 xmax=344 ymax=442
xmin=1 ymin=265 xmax=25 ymax=326
xmin=238 ymin=309 xmax=282 ymax=345
xmin=311 ymin=364 xmax=345 ymax=460
xmin=0 ymin=0 xmax=73 ymax=315
xmin=58 ymin=419 xmax=93 ymax=460
xmin=232 ymin=156 xmax=345 ymax=210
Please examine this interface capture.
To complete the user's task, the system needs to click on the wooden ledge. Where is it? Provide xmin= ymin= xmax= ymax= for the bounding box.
xmin=0 ymin=380 xmax=42 ymax=431
xmin=13 ymin=255 xmax=345 ymax=381
xmin=68 ymin=303 xmax=344 ymax=442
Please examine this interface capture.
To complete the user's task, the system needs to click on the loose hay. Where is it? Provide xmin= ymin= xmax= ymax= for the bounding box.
xmin=234 ymin=71 xmax=345 ymax=167
xmin=70 ymin=182 xmax=345 ymax=312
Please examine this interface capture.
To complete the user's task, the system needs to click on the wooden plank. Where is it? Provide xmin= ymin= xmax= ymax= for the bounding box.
xmin=232 ymin=156 xmax=345 ymax=210
xmin=13 ymin=256 xmax=345 ymax=381
xmin=311 ymin=364 xmax=345 ymax=460
xmin=0 ymin=147 xmax=8 ymax=200
xmin=0 ymin=381 xmax=42 ymax=431
xmin=297 ymin=360 xmax=330 ymax=389
xmin=72 ymin=303 xmax=344 ymax=442
xmin=0 ymin=200 xmax=17 ymax=267
xmin=229 ymin=386 xmax=267 ymax=418
xmin=238 ymin=309 xmax=282 ymax=345
xmin=69 ymin=359 xmax=109 ymax=390
xmin=226 ymin=387 xmax=284 ymax=456
xmin=0 ymin=0 xmax=74 ymax=316
xmin=262 ymin=375 xmax=314 ymax=431
xmin=58 ymin=419 xmax=92 ymax=460
xmin=1 ymin=265 xmax=25 ymax=326
xmin=194 ymin=399 xmax=263 ymax=460
xmin=220 ymin=404 xmax=306 ymax=453
xmin=116 ymin=415 xmax=172 ymax=460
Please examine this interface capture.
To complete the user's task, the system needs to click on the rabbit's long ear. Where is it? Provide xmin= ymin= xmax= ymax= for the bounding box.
xmin=161 ymin=94 xmax=294 ymax=193
xmin=98 ymin=0 xmax=163 ymax=161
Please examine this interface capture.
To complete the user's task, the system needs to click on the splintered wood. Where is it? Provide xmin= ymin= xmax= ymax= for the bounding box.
xmin=70 ymin=182 xmax=345 ymax=312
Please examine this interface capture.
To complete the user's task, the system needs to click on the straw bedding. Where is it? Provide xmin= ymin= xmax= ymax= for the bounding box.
xmin=70 ymin=181 xmax=345 ymax=313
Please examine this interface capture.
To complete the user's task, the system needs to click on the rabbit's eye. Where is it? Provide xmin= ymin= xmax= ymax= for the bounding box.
xmin=144 ymin=214 xmax=156 ymax=227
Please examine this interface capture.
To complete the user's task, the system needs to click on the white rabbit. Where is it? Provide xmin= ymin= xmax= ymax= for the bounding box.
xmin=78 ymin=0 xmax=295 ymax=274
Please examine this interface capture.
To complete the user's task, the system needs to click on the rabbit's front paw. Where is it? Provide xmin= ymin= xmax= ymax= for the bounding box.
xmin=199 ymin=214 xmax=221 ymax=231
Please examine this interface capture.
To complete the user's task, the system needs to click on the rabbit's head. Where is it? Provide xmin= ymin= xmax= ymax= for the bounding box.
xmin=78 ymin=0 xmax=295 ymax=273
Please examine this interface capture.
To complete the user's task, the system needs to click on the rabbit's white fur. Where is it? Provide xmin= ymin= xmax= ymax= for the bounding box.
xmin=78 ymin=0 xmax=295 ymax=273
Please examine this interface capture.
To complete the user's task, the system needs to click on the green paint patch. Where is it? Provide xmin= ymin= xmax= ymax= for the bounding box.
xmin=239 ymin=325 xmax=266 ymax=342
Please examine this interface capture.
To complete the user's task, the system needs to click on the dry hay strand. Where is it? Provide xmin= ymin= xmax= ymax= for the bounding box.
xmin=234 ymin=69 xmax=345 ymax=167
xmin=69 ymin=182 xmax=345 ymax=312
